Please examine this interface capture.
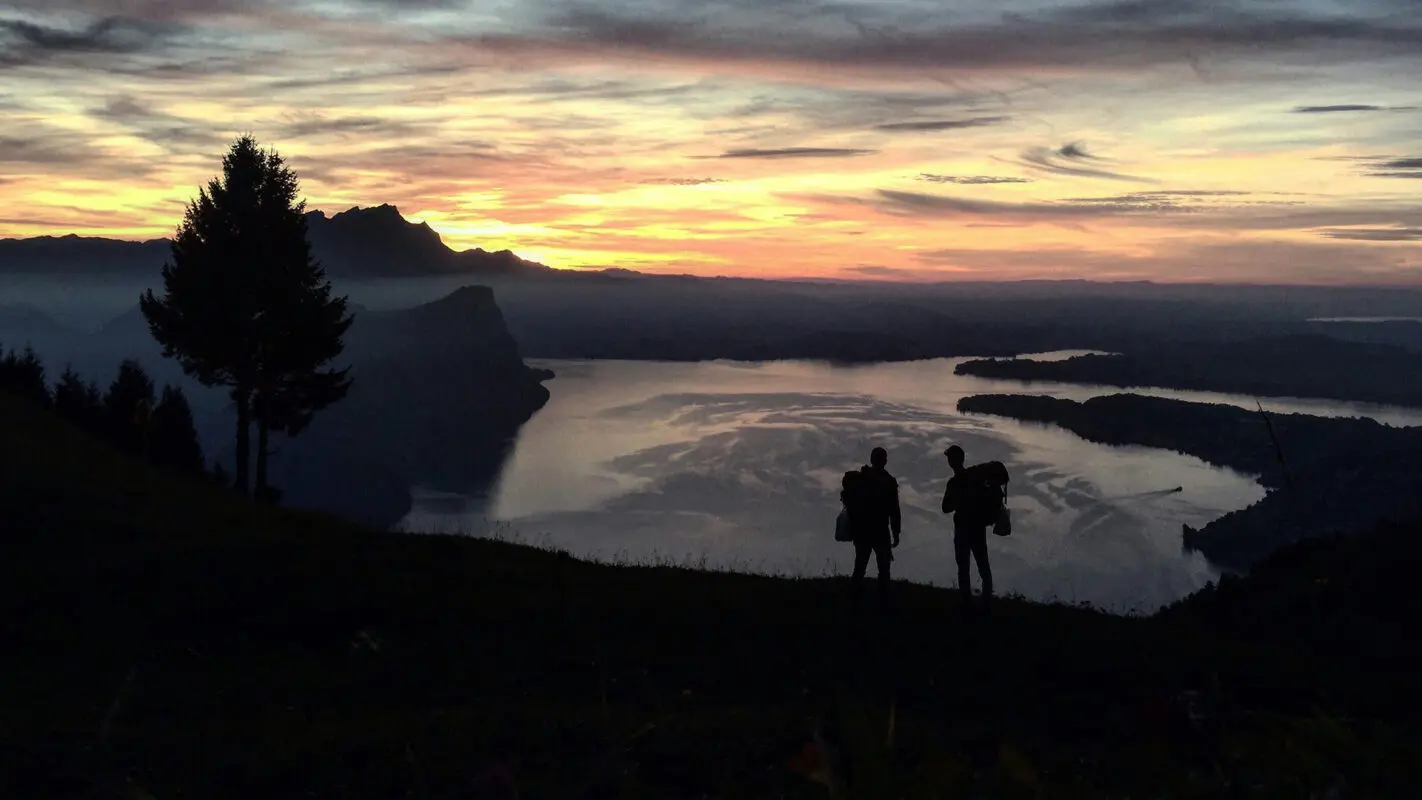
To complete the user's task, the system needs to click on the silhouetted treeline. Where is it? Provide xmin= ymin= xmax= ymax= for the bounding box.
xmin=956 ymin=335 xmax=1422 ymax=408
xmin=0 ymin=342 xmax=208 ymax=480
xmin=959 ymin=393 xmax=1422 ymax=568
xmin=0 ymin=345 xmax=50 ymax=409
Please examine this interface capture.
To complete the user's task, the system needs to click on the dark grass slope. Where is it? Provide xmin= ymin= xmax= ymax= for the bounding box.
xmin=3 ymin=392 xmax=1421 ymax=798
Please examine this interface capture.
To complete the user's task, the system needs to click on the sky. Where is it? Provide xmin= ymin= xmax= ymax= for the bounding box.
xmin=2 ymin=0 xmax=1421 ymax=284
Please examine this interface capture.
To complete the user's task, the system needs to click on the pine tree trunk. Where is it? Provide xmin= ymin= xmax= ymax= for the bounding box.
xmin=255 ymin=397 xmax=270 ymax=503
xmin=234 ymin=388 xmax=251 ymax=496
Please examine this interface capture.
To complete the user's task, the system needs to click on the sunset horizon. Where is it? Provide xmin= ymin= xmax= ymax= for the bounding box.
xmin=4 ymin=0 xmax=1422 ymax=284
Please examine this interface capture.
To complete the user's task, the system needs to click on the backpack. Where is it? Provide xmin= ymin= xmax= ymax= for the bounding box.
xmin=957 ymin=461 xmax=1011 ymax=530
xmin=978 ymin=461 xmax=1012 ymax=536
xmin=993 ymin=502 xmax=1012 ymax=537
xmin=969 ymin=483 xmax=1006 ymax=530
xmin=836 ymin=469 xmax=867 ymax=542
xmin=835 ymin=507 xmax=854 ymax=542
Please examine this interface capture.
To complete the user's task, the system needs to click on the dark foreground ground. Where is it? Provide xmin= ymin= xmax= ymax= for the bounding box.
xmin=3 ymin=393 xmax=1420 ymax=798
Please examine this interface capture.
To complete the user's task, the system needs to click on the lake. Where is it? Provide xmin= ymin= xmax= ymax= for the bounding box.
xmin=396 ymin=357 xmax=1422 ymax=613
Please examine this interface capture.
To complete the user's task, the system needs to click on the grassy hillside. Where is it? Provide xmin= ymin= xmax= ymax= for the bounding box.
xmin=3 ymin=391 xmax=1421 ymax=798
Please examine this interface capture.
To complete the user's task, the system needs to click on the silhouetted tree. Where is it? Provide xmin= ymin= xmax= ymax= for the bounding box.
xmin=252 ymin=341 xmax=351 ymax=502
xmin=139 ymin=135 xmax=353 ymax=497
xmin=210 ymin=459 xmax=230 ymax=488
xmin=151 ymin=385 xmax=205 ymax=476
xmin=104 ymin=360 xmax=156 ymax=459
xmin=53 ymin=366 xmax=104 ymax=436
xmin=0 ymin=344 xmax=51 ymax=409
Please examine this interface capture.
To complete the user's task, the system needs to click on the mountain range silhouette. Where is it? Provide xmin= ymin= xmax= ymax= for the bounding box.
xmin=0 ymin=204 xmax=555 ymax=278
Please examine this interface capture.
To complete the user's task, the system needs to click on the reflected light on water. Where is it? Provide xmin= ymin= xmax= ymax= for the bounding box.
xmin=390 ymin=356 xmax=1384 ymax=613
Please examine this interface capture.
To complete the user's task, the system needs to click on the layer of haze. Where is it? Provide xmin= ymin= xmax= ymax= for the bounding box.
xmin=3 ymin=0 xmax=1422 ymax=283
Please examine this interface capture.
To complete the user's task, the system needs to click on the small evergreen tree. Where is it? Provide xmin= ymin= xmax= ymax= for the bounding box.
xmin=53 ymin=366 xmax=104 ymax=436
xmin=103 ymin=360 xmax=156 ymax=459
xmin=140 ymin=135 xmax=353 ymax=497
xmin=0 ymin=344 xmax=52 ymax=409
xmin=151 ymin=385 xmax=205 ymax=476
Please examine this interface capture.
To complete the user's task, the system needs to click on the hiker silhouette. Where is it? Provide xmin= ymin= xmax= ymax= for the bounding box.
xmin=941 ymin=444 xmax=1006 ymax=615
xmin=842 ymin=446 xmax=902 ymax=601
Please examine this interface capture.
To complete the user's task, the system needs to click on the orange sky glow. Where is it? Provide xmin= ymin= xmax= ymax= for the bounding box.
xmin=2 ymin=0 xmax=1421 ymax=283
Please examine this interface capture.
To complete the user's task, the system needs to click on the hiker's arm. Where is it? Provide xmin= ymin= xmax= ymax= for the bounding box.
xmin=941 ymin=481 xmax=955 ymax=514
xmin=890 ymin=482 xmax=902 ymax=538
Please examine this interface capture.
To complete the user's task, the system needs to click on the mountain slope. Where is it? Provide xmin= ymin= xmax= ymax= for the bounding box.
xmin=0 ymin=205 xmax=552 ymax=279
xmin=4 ymin=389 xmax=1422 ymax=797
xmin=0 ymin=234 xmax=169 ymax=275
xmin=38 ymin=284 xmax=551 ymax=528
xmin=304 ymin=204 xmax=552 ymax=277
xmin=266 ymin=285 xmax=553 ymax=524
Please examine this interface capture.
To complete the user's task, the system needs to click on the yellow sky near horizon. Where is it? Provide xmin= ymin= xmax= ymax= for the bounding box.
xmin=3 ymin=0 xmax=1422 ymax=283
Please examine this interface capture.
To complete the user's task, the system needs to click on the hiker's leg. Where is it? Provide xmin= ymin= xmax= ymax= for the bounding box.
xmin=972 ymin=528 xmax=993 ymax=599
xmin=954 ymin=532 xmax=972 ymax=604
xmin=851 ymin=541 xmax=871 ymax=597
xmin=874 ymin=541 xmax=891 ymax=594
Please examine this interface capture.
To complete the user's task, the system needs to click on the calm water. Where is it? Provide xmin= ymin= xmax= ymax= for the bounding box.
xmin=397 ymin=357 xmax=1422 ymax=613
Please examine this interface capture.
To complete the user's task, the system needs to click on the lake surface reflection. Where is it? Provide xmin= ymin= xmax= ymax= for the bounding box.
xmin=393 ymin=356 xmax=1422 ymax=613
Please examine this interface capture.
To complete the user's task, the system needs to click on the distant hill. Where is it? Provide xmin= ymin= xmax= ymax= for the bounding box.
xmin=0 ymin=302 xmax=69 ymax=338
xmin=0 ymin=204 xmax=554 ymax=279
xmin=956 ymin=335 xmax=1422 ymax=408
xmin=11 ymin=208 xmax=1422 ymax=368
xmin=958 ymin=393 xmax=1422 ymax=569
xmin=0 ymin=234 xmax=169 ymax=275
xmin=263 ymin=284 xmax=553 ymax=525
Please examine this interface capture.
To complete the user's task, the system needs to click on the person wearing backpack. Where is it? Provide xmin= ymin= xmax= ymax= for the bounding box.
xmin=843 ymin=447 xmax=901 ymax=603
xmin=941 ymin=445 xmax=1008 ymax=615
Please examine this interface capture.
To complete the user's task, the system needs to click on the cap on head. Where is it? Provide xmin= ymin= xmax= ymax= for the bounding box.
xmin=945 ymin=444 xmax=965 ymax=467
xmin=870 ymin=446 xmax=888 ymax=467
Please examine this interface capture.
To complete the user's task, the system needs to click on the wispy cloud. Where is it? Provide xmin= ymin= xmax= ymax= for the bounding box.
xmin=858 ymin=188 xmax=1422 ymax=237
xmin=1357 ymin=156 xmax=1422 ymax=179
xmin=449 ymin=1 xmax=1422 ymax=79
xmin=0 ymin=16 xmax=181 ymax=69
xmin=841 ymin=263 xmax=959 ymax=281
xmin=875 ymin=116 xmax=1008 ymax=132
xmin=640 ymin=177 xmax=727 ymax=185
xmin=274 ymin=111 xmax=427 ymax=141
xmin=0 ymin=135 xmax=88 ymax=165
xmin=89 ymin=94 xmax=226 ymax=153
xmin=1014 ymin=142 xmax=1155 ymax=183
xmin=1292 ymin=104 xmax=1392 ymax=113
xmin=875 ymin=189 xmax=1185 ymax=218
xmin=918 ymin=174 xmax=1033 ymax=185
xmin=707 ymin=147 xmax=877 ymax=159
xmin=1319 ymin=227 xmax=1422 ymax=241
xmin=914 ymin=238 xmax=1422 ymax=284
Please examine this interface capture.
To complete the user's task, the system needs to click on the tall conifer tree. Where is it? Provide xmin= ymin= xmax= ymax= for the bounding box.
xmin=141 ymin=135 xmax=352 ymax=496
